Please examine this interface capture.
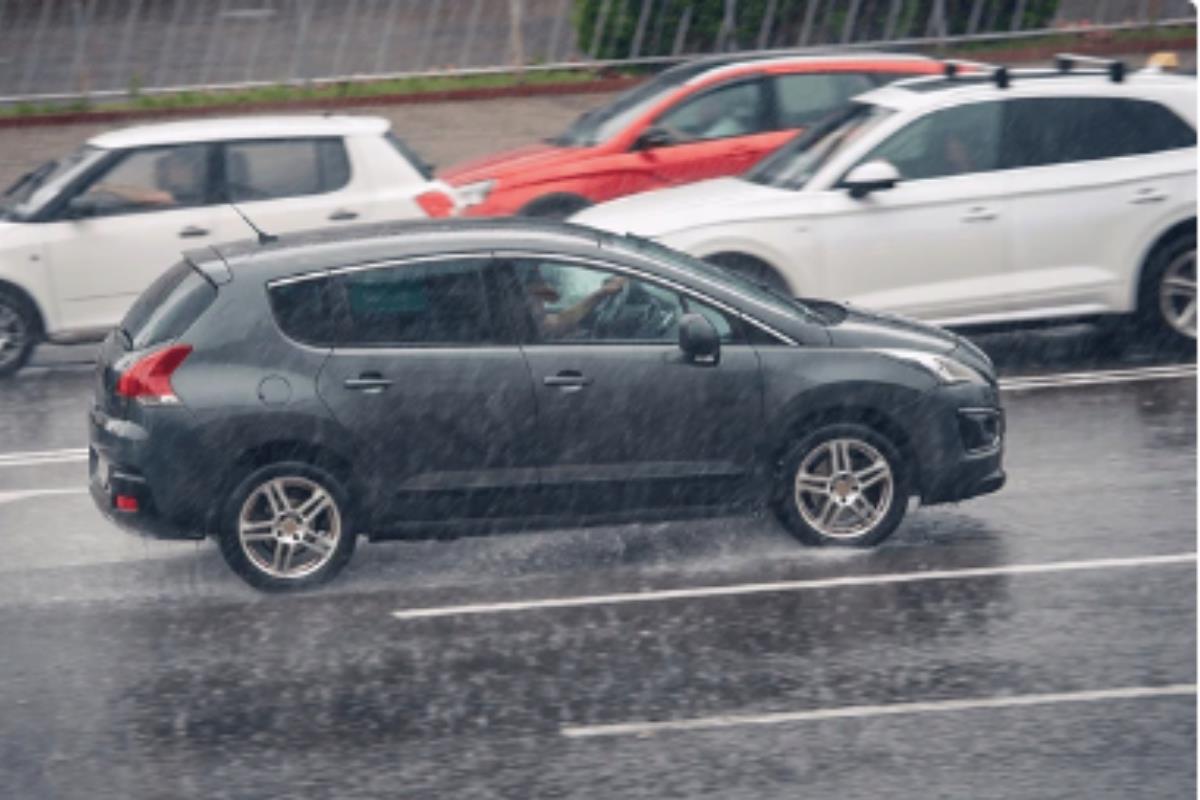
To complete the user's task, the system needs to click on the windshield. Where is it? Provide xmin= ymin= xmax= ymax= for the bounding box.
xmin=3 ymin=145 xmax=103 ymax=219
xmin=745 ymin=102 xmax=894 ymax=190
xmin=614 ymin=233 xmax=821 ymax=325
xmin=550 ymin=71 xmax=690 ymax=147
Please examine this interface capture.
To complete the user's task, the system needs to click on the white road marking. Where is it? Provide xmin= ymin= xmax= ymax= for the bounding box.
xmin=0 ymin=448 xmax=89 ymax=469
xmin=999 ymin=363 xmax=1196 ymax=391
xmin=391 ymin=552 xmax=1197 ymax=621
xmin=0 ymin=488 xmax=89 ymax=505
xmin=560 ymin=684 xmax=1198 ymax=739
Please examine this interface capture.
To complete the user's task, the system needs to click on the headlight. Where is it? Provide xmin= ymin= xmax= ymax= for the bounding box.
xmin=883 ymin=350 xmax=987 ymax=385
xmin=455 ymin=179 xmax=495 ymax=209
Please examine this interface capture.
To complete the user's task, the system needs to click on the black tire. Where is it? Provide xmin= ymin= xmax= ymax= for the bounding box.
xmin=705 ymin=252 xmax=791 ymax=294
xmin=0 ymin=287 xmax=39 ymax=378
xmin=1137 ymin=231 xmax=1197 ymax=351
xmin=772 ymin=423 xmax=911 ymax=548
xmin=519 ymin=194 xmax=592 ymax=220
xmin=218 ymin=461 xmax=357 ymax=591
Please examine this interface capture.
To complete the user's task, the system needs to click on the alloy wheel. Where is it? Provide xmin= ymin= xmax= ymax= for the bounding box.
xmin=238 ymin=476 xmax=342 ymax=580
xmin=1159 ymin=248 xmax=1197 ymax=339
xmin=793 ymin=438 xmax=894 ymax=540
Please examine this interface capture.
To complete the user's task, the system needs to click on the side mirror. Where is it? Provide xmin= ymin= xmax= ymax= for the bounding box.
xmin=633 ymin=126 xmax=675 ymax=151
xmin=65 ymin=195 xmax=99 ymax=219
xmin=843 ymin=160 xmax=901 ymax=199
xmin=678 ymin=313 xmax=720 ymax=365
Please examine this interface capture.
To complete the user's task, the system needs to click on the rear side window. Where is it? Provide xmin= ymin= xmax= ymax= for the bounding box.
xmin=1003 ymin=97 xmax=1197 ymax=168
xmin=224 ymin=138 xmax=350 ymax=201
xmin=384 ymin=131 xmax=434 ymax=180
xmin=121 ymin=262 xmax=216 ymax=350
xmin=269 ymin=276 xmax=338 ymax=347
xmin=772 ymin=73 xmax=876 ymax=128
xmin=338 ymin=258 xmax=492 ymax=346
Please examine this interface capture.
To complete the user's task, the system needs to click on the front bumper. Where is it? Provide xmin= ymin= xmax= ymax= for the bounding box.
xmin=909 ymin=383 xmax=1007 ymax=506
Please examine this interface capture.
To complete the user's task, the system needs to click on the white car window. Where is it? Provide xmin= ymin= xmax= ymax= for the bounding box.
xmin=73 ymin=144 xmax=210 ymax=216
xmin=855 ymin=101 xmax=1003 ymax=181
xmin=224 ymin=138 xmax=350 ymax=202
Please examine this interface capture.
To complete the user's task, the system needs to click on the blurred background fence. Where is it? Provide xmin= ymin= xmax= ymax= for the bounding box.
xmin=0 ymin=0 xmax=1194 ymax=101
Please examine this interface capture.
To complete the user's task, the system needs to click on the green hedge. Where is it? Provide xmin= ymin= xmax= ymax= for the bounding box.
xmin=574 ymin=0 xmax=1060 ymax=60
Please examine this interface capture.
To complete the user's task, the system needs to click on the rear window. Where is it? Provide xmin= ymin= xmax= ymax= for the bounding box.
xmin=121 ymin=261 xmax=216 ymax=350
xmin=224 ymin=138 xmax=350 ymax=201
xmin=772 ymin=72 xmax=876 ymax=128
xmin=385 ymin=132 xmax=434 ymax=180
xmin=268 ymin=276 xmax=338 ymax=347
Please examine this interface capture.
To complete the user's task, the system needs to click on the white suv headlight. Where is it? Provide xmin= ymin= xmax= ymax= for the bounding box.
xmin=455 ymin=180 xmax=495 ymax=209
xmin=883 ymin=350 xmax=987 ymax=385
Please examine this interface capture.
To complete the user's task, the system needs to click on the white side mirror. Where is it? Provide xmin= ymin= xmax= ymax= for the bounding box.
xmin=843 ymin=160 xmax=901 ymax=199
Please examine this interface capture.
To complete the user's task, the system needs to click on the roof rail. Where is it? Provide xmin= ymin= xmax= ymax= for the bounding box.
xmin=1055 ymin=53 xmax=1126 ymax=83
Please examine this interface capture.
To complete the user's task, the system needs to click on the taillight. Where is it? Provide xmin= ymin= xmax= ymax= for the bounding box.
xmin=415 ymin=190 xmax=456 ymax=218
xmin=116 ymin=344 xmax=192 ymax=404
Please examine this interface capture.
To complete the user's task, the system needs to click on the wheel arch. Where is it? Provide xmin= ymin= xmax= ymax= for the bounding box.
xmin=210 ymin=439 xmax=362 ymax=530
xmin=1132 ymin=216 xmax=1196 ymax=309
xmin=518 ymin=191 xmax=593 ymax=219
xmin=769 ymin=402 xmax=921 ymax=498
xmin=705 ymin=251 xmax=793 ymax=293
xmin=0 ymin=278 xmax=46 ymax=337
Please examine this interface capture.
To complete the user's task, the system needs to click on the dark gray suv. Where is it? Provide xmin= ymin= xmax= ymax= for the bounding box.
xmin=89 ymin=220 xmax=1005 ymax=590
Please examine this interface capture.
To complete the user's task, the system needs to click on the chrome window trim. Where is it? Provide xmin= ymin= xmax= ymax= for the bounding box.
xmin=265 ymin=249 xmax=799 ymax=346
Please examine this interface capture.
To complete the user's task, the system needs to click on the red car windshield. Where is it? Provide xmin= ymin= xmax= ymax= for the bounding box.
xmin=549 ymin=62 xmax=722 ymax=147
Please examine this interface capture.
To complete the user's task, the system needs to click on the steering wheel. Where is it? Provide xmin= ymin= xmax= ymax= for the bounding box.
xmin=590 ymin=280 xmax=632 ymax=338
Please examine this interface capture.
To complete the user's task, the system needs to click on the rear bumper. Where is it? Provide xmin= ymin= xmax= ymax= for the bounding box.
xmin=88 ymin=406 xmax=208 ymax=541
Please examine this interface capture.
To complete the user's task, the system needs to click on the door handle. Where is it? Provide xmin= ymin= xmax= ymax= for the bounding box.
xmin=178 ymin=225 xmax=209 ymax=238
xmin=961 ymin=206 xmax=997 ymax=223
xmin=543 ymin=371 xmax=593 ymax=390
xmin=1131 ymin=189 xmax=1167 ymax=205
xmin=344 ymin=373 xmax=393 ymax=393
xmin=328 ymin=209 xmax=360 ymax=221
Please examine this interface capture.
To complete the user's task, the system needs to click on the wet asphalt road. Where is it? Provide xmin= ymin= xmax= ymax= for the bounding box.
xmin=0 ymin=327 xmax=1195 ymax=799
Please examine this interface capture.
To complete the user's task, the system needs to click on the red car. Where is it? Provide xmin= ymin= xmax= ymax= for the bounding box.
xmin=441 ymin=53 xmax=940 ymax=218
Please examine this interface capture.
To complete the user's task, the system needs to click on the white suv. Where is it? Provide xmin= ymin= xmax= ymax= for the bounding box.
xmin=0 ymin=115 xmax=456 ymax=374
xmin=575 ymin=62 xmax=1197 ymax=344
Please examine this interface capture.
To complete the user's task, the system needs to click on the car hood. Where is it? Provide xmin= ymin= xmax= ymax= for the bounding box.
xmin=439 ymin=143 xmax=600 ymax=186
xmin=814 ymin=299 xmax=993 ymax=376
xmin=572 ymin=177 xmax=788 ymax=237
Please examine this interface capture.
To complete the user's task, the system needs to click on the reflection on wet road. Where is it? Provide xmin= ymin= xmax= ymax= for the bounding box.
xmin=0 ymin=329 xmax=1194 ymax=798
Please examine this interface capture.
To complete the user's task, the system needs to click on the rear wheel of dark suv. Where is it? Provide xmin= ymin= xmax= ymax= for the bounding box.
xmin=218 ymin=462 xmax=357 ymax=591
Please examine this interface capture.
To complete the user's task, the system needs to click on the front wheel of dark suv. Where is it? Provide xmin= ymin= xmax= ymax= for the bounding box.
xmin=218 ymin=462 xmax=357 ymax=591
xmin=773 ymin=423 xmax=911 ymax=548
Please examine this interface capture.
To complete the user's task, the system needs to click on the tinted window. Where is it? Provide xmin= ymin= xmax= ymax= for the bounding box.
xmin=121 ymin=261 xmax=216 ymax=349
xmin=224 ymin=138 xmax=350 ymax=201
xmin=656 ymin=80 xmax=768 ymax=143
xmin=773 ymin=72 xmax=876 ymax=128
xmin=746 ymin=103 xmax=895 ymax=190
xmin=857 ymin=101 xmax=1003 ymax=181
xmin=339 ymin=259 xmax=491 ymax=346
xmin=72 ymin=144 xmax=211 ymax=216
xmin=511 ymin=260 xmax=741 ymax=344
xmin=269 ymin=276 xmax=338 ymax=347
xmin=1002 ymin=97 xmax=1197 ymax=168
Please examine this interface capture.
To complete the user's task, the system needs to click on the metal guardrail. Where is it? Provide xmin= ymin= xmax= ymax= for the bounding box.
xmin=0 ymin=0 xmax=1193 ymax=103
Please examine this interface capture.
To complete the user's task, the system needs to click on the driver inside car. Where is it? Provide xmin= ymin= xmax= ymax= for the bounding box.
xmin=523 ymin=266 xmax=626 ymax=340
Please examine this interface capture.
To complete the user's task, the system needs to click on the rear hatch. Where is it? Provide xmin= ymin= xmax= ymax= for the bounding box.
xmin=95 ymin=258 xmax=218 ymax=416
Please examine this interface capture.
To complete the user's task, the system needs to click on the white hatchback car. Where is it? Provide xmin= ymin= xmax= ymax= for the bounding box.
xmin=0 ymin=115 xmax=456 ymax=374
xmin=575 ymin=63 xmax=1197 ymax=344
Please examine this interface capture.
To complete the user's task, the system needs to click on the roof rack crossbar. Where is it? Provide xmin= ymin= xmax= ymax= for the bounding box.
xmin=1055 ymin=52 xmax=1127 ymax=82
xmin=939 ymin=57 xmax=1013 ymax=89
